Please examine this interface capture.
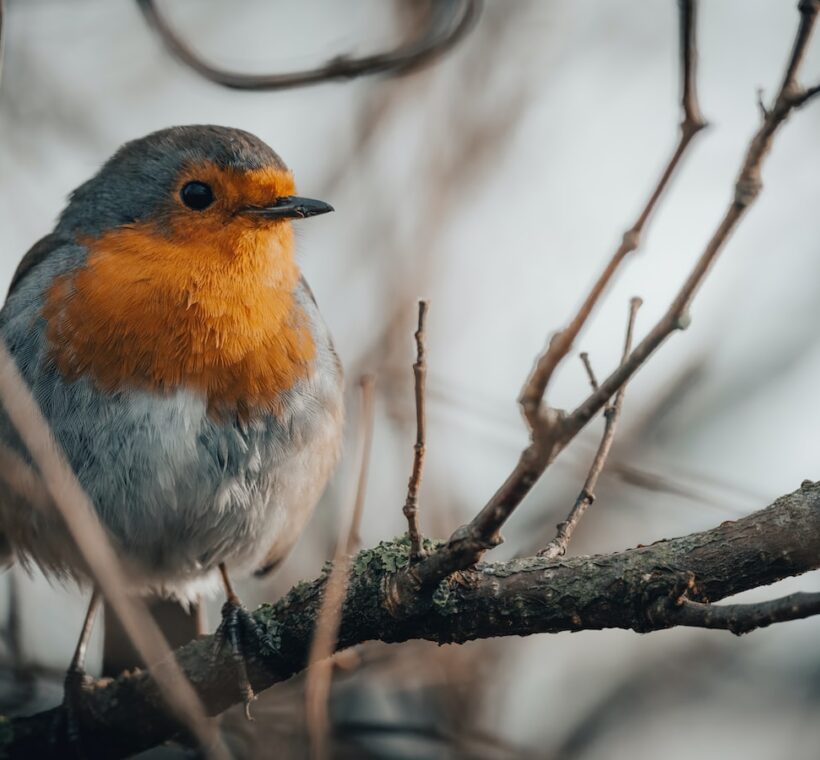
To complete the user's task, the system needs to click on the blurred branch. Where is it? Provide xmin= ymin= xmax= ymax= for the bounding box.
xmin=403 ymin=300 xmax=429 ymax=561
xmin=0 ymin=344 xmax=223 ymax=757
xmin=6 ymin=482 xmax=820 ymax=758
xmin=136 ymin=0 xmax=481 ymax=91
xmin=539 ymin=297 xmax=641 ymax=560
xmin=305 ymin=375 xmax=376 ymax=760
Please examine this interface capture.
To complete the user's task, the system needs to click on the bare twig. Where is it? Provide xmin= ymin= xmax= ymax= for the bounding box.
xmin=578 ymin=352 xmax=599 ymax=392
xmin=0 ymin=344 xmax=223 ymax=758
xmin=795 ymin=80 xmax=820 ymax=105
xmin=540 ymin=298 xmax=642 ymax=560
xmin=564 ymin=0 xmax=820 ymax=440
xmin=388 ymin=0 xmax=820 ymax=602
xmin=403 ymin=301 xmax=429 ymax=561
xmin=390 ymin=0 xmax=709 ymax=597
xmin=517 ymin=0 xmax=706 ymax=429
xmin=305 ymin=375 xmax=376 ymax=760
xmin=136 ymin=0 xmax=481 ymax=91
xmin=651 ymin=592 xmax=820 ymax=635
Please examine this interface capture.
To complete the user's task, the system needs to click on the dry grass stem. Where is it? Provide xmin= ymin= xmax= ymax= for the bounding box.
xmin=305 ymin=375 xmax=376 ymax=760
xmin=0 ymin=343 xmax=224 ymax=759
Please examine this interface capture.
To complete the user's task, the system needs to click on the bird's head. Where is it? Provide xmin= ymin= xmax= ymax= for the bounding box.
xmin=57 ymin=124 xmax=332 ymax=273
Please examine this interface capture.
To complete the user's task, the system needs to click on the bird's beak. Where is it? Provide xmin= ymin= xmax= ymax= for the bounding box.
xmin=240 ymin=196 xmax=334 ymax=220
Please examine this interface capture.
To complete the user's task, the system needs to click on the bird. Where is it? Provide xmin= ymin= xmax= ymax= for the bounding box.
xmin=0 ymin=125 xmax=344 ymax=734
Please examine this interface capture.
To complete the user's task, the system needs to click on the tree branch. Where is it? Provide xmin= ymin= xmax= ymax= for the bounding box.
xmin=135 ymin=0 xmax=481 ymax=91
xmin=388 ymin=0 xmax=820 ymax=602
xmin=5 ymin=481 xmax=819 ymax=759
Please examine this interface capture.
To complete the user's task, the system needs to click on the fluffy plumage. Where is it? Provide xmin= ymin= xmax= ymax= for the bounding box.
xmin=0 ymin=125 xmax=344 ymax=601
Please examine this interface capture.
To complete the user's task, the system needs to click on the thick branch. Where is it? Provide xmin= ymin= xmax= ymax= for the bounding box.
xmin=136 ymin=0 xmax=481 ymax=91
xmin=5 ymin=482 xmax=820 ymax=759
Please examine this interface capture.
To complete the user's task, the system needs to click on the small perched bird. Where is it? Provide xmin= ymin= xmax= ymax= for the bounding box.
xmin=0 ymin=125 xmax=343 ymax=729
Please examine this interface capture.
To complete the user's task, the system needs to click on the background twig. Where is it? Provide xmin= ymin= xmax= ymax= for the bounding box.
xmin=135 ymin=0 xmax=481 ymax=91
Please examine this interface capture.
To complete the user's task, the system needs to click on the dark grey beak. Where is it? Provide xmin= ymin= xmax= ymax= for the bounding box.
xmin=241 ymin=196 xmax=334 ymax=220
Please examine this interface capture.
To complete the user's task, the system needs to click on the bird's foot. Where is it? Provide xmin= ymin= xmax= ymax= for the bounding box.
xmin=213 ymin=596 xmax=264 ymax=720
xmin=51 ymin=666 xmax=92 ymax=755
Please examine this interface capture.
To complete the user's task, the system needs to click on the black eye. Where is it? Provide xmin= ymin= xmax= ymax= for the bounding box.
xmin=180 ymin=181 xmax=214 ymax=210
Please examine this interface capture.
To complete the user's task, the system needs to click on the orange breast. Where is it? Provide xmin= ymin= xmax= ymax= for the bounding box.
xmin=43 ymin=218 xmax=316 ymax=420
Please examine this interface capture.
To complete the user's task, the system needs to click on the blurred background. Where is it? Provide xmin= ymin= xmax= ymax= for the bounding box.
xmin=0 ymin=1 xmax=819 ymax=758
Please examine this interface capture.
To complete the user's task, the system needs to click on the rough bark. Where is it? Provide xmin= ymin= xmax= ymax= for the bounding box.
xmin=3 ymin=481 xmax=819 ymax=759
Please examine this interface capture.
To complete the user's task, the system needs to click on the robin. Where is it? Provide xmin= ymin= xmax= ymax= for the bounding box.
xmin=0 ymin=125 xmax=344 ymax=729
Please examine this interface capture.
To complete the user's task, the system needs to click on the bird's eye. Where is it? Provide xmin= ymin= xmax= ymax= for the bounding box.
xmin=180 ymin=181 xmax=214 ymax=211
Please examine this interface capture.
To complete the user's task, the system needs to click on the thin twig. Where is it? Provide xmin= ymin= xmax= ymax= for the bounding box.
xmin=391 ymin=0 xmax=709 ymax=597
xmin=403 ymin=301 xmax=429 ymax=561
xmin=305 ymin=375 xmax=376 ymax=760
xmin=651 ymin=591 xmax=820 ymax=636
xmin=578 ymin=352 xmax=599 ymax=392
xmin=517 ymin=0 xmax=706 ymax=430
xmin=391 ymin=0 xmax=820 ymax=601
xmin=564 ymin=0 xmax=820 ymax=439
xmin=0 ymin=343 xmax=224 ymax=758
xmin=136 ymin=0 xmax=481 ymax=91
xmin=540 ymin=298 xmax=642 ymax=559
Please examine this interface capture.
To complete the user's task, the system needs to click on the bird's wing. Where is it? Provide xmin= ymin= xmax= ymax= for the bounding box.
xmin=6 ymin=233 xmax=67 ymax=298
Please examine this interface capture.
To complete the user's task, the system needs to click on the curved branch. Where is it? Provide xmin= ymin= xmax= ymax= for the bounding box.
xmin=4 ymin=482 xmax=820 ymax=759
xmin=135 ymin=0 xmax=481 ymax=91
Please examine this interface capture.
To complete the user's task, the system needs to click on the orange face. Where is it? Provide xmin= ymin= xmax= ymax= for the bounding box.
xmin=44 ymin=163 xmax=319 ymax=420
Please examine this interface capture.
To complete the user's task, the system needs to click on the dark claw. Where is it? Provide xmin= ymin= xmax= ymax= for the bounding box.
xmin=51 ymin=667 xmax=92 ymax=756
xmin=213 ymin=598 xmax=263 ymax=720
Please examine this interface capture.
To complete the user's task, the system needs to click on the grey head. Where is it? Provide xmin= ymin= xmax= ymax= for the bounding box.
xmin=55 ymin=125 xmax=288 ymax=238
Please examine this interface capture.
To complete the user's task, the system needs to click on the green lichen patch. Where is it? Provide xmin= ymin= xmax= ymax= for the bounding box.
xmin=352 ymin=538 xmax=413 ymax=575
xmin=432 ymin=579 xmax=460 ymax=615
xmin=351 ymin=536 xmax=448 ymax=576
